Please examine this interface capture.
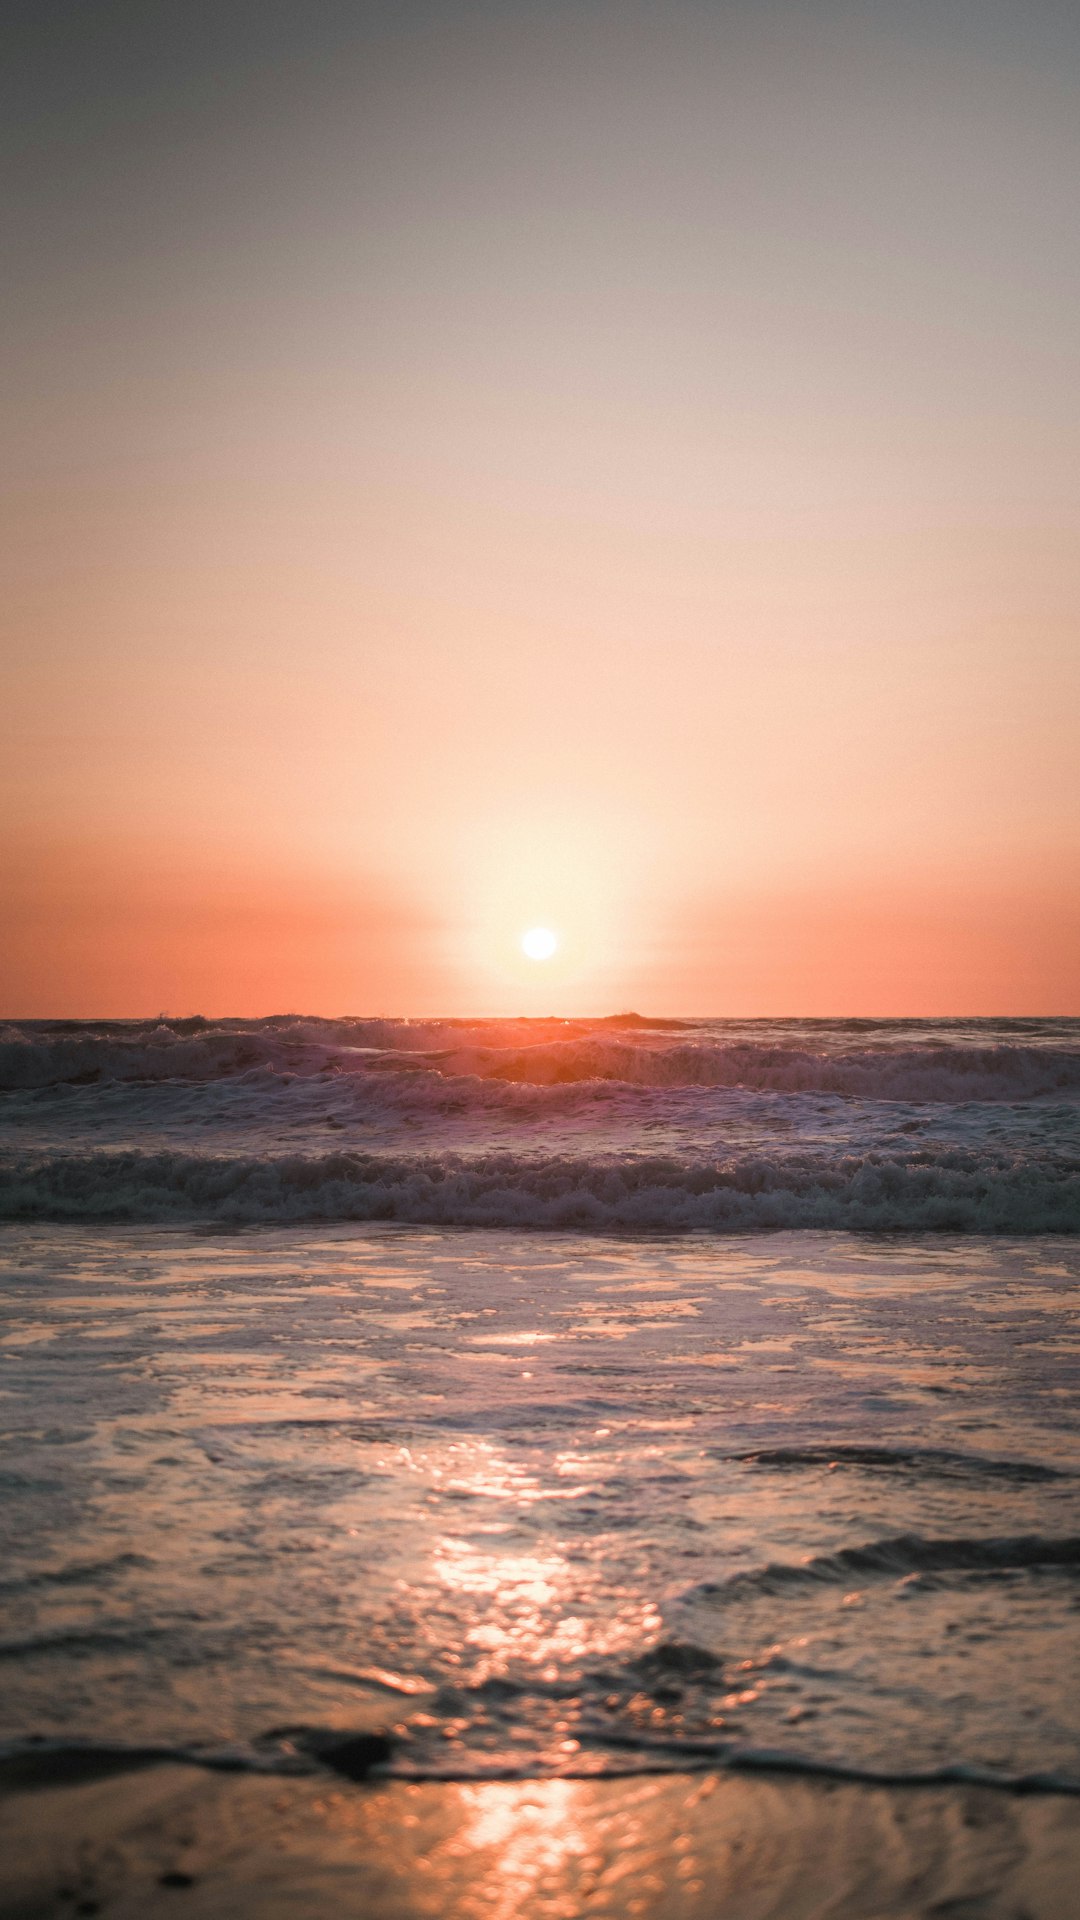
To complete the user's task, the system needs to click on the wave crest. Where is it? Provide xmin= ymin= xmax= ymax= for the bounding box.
xmin=2 ymin=1144 xmax=1077 ymax=1230
xmin=2 ymin=1017 xmax=1079 ymax=1102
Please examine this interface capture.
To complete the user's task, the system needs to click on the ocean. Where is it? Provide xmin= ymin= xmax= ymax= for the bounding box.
xmin=1 ymin=1014 xmax=1079 ymax=1803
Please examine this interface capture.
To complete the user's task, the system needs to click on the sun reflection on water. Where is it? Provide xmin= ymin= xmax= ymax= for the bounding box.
xmin=452 ymin=1780 xmax=595 ymax=1920
xmin=419 ymin=1437 xmax=661 ymax=1684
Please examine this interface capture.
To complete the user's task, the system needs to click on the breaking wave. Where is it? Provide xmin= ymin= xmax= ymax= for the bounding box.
xmin=429 ymin=1041 xmax=1080 ymax=1102
xmin=2 ymin=1143 xmax=1077 ymax=1230
xmin=2 ymin=1015 xmax=1079 ymax=1101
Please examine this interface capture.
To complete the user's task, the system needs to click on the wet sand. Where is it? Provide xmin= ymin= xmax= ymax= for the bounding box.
xmin=2 ymin=1766 xmax=1079 ymax=1920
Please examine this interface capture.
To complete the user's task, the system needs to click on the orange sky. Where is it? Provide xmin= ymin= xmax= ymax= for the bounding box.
xmin=3 ymin=1 xmax=1078 ymax=1015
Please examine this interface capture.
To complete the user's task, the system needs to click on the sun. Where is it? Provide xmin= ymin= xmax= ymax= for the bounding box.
xmin=521 ymin=926 xmax=558 ymax=961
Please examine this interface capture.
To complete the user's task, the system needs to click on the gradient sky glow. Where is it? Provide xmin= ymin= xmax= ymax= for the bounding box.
xmin=3 ymin=0 xmax=1078 ymax=1014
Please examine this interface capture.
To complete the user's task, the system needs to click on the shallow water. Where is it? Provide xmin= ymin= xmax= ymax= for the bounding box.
xmin=2 ymin=1225 xmax=1078 ymax=1789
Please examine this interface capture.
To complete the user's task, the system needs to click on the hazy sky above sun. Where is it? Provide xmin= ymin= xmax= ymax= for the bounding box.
xmin=2 ymin=0 xmax=1078 ymax=1015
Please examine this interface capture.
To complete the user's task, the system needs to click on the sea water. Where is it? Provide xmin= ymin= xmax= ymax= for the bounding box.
xmin=0 ymin=1017 xmax=1078 ymax=1790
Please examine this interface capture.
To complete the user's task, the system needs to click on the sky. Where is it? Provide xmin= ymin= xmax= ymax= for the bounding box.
xmin=2 ymin=0 xmax=1078 ymax=1016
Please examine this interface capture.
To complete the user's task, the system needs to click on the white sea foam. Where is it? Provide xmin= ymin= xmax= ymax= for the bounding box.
xmin=430 ymin=1037 xmax=1080 ymax=1101
xmin=2 ymin=1015 xmax=1079 ymax=1101
xmin=2 ymin=1017 xmax=1076 ymax=1228
xmin=2 ymin=1143 xmax=1077 ymax=1230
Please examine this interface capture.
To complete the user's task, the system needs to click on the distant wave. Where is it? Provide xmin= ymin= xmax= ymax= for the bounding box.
xmin=2 ymin=1144 xmax=1077 ymax=1230
xmin=2 ymin=1017 xmax=1079 ymax=1102
xmin=429 ymin=1039 xmax=1080 ymax=1101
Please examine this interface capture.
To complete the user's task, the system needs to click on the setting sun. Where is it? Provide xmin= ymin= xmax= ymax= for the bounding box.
xmin=521 ymin=927 xmax=558 ymax=962
xmin=3 ymin=8 xmax=1080 ymax=1917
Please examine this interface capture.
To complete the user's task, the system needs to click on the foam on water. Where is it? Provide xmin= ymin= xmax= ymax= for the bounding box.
xmin=1 ymin=1015 xmax=1078 ymax=1231
xmin=2 ymin=1142 xmax=1077 ymax=1231
xmin=1 ymin=1019 xmax=1078 ymax=1791
xmin=2 ymin=1013 xmax=1079 ymax=1099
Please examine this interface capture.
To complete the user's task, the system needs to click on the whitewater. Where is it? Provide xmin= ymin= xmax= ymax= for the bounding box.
xmin=1 ymin=1014 xmax=1078 ymax=1230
